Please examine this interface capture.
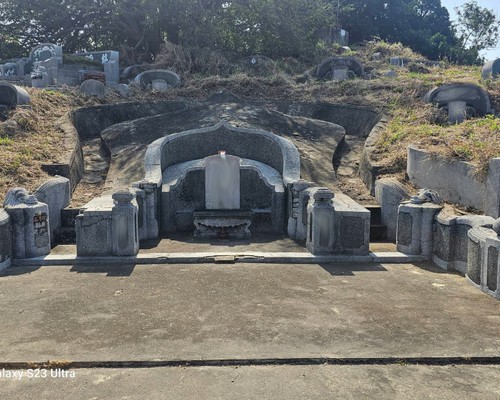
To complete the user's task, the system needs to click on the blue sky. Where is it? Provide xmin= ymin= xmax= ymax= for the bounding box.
xmin=441 ymin=0 xmax=500 ymax=60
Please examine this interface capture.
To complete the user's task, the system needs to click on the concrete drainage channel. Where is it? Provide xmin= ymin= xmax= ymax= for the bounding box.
xmin=2 ymin=356 xmax=500 ymax=370
xmin=11 ymin=252 xmax=428 ymax=267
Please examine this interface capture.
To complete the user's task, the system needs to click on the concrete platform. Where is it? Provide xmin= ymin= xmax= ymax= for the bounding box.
xmin=1 ymin=262 xmax=499 ymax=362
xmin=1 ymin=365 xmax=500 ymax=399
xmin=1 ymin=261 xmax=500 ymax=398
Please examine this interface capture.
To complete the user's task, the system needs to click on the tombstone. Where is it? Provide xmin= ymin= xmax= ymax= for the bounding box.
xmin=0 ymin=82 xmax=30 ymax=109
xmin=80 ymin=79 xmax=106 ymax=98
xmin=316 ymin=57 xmax=363 ymax=80
xmin=151 ymin=79 xmax=170 ymax=92
xmin=134 ymin=69 xmax=181 ymax=90
xmin=73 ymin=51 xmax=115 ymax=64
xmin=306 ymin=188 xmax=335 ymax=255
xmin=71 ymin=51 xmax=119 ymax=86
xmin=333 ymin=29 xmax=349 ymax=46
xmin=16 ymin=58 xmax=28 ymax=76
xmin=103 ymin=60 xmax=119 ymax=86
xmin=30 ymin=43 xmax=63 ymax=64
xmin=205 ymin=152 xmax=240 ymax=210
xmin=3 ymin=188 xmax=51 ymax=259
xmin=424 ymin=83 xmax=492 ymax=123
xmin=2 ymin=62 xmax=18 ymax=77
xmin=390 ymin=57 xmax=411 ymax=67
xmin=482 ymin=59 xmax=500 ymax=80
xmin=332 ymin=66 xmax=349 ymax=81
xmin=447 ymin=100 xmax=467 ymax=124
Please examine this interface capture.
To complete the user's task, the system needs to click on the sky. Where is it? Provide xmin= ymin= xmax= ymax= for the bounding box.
xmin=441 ymin=0 xmax=500 ymax=60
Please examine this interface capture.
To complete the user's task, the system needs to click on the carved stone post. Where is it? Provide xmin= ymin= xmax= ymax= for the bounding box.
xmin=306 ymin=188 xmax=335 ymax=255
xmin=112 ymin=190 xmax=139 ymax=256
xmin=3 ymin=188 xmax=50 ymax=259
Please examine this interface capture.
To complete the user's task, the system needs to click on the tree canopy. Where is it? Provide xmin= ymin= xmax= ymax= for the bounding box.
xmin=0 ymin=0 xmax=499 ymax=64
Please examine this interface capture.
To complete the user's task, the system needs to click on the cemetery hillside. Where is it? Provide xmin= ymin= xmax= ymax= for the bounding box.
xmin=1 ymin=40 xmax=499 ymax=205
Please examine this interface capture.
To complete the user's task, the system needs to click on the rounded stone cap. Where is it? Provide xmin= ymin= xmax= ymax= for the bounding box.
xmin=112 ymin=190 xmax=134 ymax=203
xmin=313 ymin=188 xmax=334 ymax=202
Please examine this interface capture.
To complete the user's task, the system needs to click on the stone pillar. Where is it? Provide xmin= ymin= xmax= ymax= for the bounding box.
xmin=396 ymin=202 xmax=442 ymax=256
xmin=447 ymin=100 xmax=467 ymax=124
xmin=0 ymin=209 xmax=12 ymax=271
xmin=3 ymin=188 xmax=51 ymax=259
xmin=287 ymin=180 xmax=314 ymax=239
xmin=306 ymin=188 xmax=335 ymax=255
xmin=104 ymin=60 xmax=119 ymax=87
xmin=132 ymin=180 xmax=159 ymax=239
xmin=112 ymin=190 xmax=139 ymax=256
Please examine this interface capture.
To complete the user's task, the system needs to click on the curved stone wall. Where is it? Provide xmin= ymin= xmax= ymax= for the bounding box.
xmin=144 ymin=120 xmax=301 ymax=187
xmin=407 ymin=146 xmax=500 ymax=218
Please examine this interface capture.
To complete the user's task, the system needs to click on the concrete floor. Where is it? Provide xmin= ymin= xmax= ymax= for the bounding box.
xmin=1 ymin=261 xmax=499 ymax=398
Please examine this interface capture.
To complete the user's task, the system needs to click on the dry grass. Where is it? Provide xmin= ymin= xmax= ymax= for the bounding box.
xmin=0 ymin=88 xmax=97 ymax=201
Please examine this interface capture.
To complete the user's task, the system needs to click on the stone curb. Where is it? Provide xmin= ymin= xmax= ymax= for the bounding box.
xmin=10 ymin=252 xmax=428 ymax=267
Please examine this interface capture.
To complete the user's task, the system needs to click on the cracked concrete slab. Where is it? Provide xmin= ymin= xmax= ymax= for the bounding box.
xmin=0 ymin=262 xmax=499 ymax=362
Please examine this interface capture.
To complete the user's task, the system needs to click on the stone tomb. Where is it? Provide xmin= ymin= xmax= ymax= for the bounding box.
xmin=424 ymin=83 xmax=492 ymax=123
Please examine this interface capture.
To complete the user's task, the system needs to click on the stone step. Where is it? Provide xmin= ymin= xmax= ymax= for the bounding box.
xmin=60 ymin=208 xmax=81 ymax=228
xmin=53 ymin=227 xmax=76 ymax=245
xmin=370 ymin=224 xmax=388 ymax=242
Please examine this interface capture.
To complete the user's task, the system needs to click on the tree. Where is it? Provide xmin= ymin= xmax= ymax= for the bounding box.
xmin=455 ymin=0 xmax=500 ymax=53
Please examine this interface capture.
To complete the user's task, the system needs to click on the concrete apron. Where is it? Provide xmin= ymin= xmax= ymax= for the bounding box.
xmin=11 ymin=251 xmax=427 ymax=267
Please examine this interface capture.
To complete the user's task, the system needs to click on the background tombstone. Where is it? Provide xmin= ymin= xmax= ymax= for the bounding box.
xmin=30 ymin=43 xmax=63 ymax=64
xmin=80 ymin=79 xmax=106 ymax=98
xmin=205 ymin=152 xmax=240 ymax=210
xmin=0 ymin=82 xmax=31 ymax=109
xmin=134 ymin=69 xmax=181 ymax=90
xmin=424 ymin=83 xmax=492 ymax=123
xmin=482 ymin=59 xmax=500 ymax=80
xmin=316 ymin=57 xmax=364 ymax=80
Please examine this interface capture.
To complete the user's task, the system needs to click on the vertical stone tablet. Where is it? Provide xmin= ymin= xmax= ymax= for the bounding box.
xmin=205 ymin=152 xmax=240 ymax=210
